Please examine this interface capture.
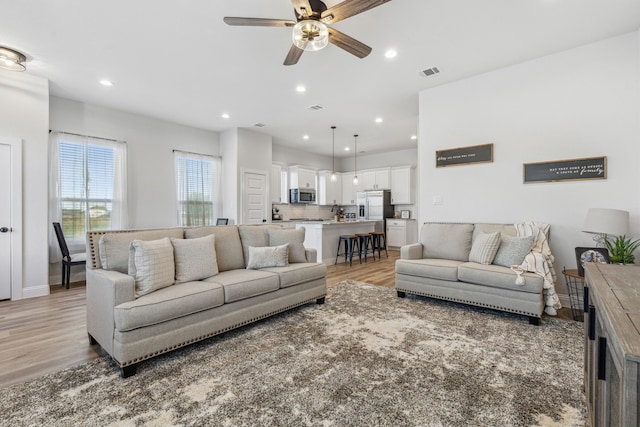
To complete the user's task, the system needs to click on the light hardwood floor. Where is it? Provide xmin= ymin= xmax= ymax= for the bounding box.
xmin=0 ymin=249 xmax=572 ymax=388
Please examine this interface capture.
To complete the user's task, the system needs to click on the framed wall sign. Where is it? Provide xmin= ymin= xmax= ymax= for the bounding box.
xmin=436 ymin=143 xmax=493 ymax=168
xmin=523 ymin=156 xmax=606 ymax=184
xmin=400 ymin=210 xmax=410 ymax=219
xmin=574 ymin=247 xmax=609 ymax=277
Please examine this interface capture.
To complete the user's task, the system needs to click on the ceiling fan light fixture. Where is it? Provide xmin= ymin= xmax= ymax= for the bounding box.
xmin=292 ymin=20 xmax=329 ymax=51
xmin=0 ymin=46 xmax=26 ymax=72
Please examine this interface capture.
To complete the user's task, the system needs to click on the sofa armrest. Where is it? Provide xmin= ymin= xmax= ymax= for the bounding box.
xmin=305 ymin=248 xmax=318 ymax=263
xmin=86 ymin=268 xmax=135 ymax=354
xmin=400 ymin=243 xmax=423 ymax=260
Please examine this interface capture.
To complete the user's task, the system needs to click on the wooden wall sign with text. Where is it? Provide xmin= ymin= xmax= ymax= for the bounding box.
xmin=435 ymin=143 xmax=493 ymax=167
xmin=523 ymin=156 xmax=607 ymax=183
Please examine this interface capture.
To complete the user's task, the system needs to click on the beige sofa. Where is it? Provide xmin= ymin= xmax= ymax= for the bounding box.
xmin=395 ymin=222 xmax=546 ymax=324
xmin=86 ymin=224 xmax=327 ymax=377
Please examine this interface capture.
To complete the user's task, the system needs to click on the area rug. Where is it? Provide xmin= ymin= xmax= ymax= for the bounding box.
xmin=0 ymin=280 xmax=586 ymax=426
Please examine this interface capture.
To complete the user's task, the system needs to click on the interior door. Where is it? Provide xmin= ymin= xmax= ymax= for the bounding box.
xmin=242 ymin=170 xmax=268 ymax=224
xmin=0 ymin=144 xmax=12 ymax=299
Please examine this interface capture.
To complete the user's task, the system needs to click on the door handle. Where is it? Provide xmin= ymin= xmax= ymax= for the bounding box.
xmin=0 ymin=227 xmax=10 ymax=233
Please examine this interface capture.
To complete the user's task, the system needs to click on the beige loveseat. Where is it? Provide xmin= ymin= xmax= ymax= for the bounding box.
xmin=86 ymin=224 xmax=326 ymax=377
xmin=395 ymin=222 xmax=547 ymax=324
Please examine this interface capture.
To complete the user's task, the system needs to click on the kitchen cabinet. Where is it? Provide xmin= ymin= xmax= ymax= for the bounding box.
xmin=341 ymin=172 xmax=357 ymax=205
xmin=584 ymin=263 xmax=640 ymax=427
xmin=270 ymin=164 xmax=287 ymax=204
xmin=390 ymin=166 xmax=413 ymax=204
xmin=361 ymin=168 xmax=390 ymax=190
xmin=386 ymin=219 xmax=418 ymax=248
xmin=318 ymin=171 xmax=342 ymax=206
xmin=289 ymin=166 xmax=316 ymax=190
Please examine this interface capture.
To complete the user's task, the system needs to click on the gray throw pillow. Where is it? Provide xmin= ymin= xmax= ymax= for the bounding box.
xmin=493 ymin=235 xmax=535 ymax=267
xmin=468 ymin=232 xmax=501 ymax=265
xmin=128 ymin=237 xmax=175 ymax=298
xmin=170 ymin=234 xmax=218 ymax=283
xmin=267 ymin=228 xmax=307 ymax=263
xmin=420 ymin=223 xmax=474 ymax=261
xmin=246 ymin=244 xmax=289 ymax=269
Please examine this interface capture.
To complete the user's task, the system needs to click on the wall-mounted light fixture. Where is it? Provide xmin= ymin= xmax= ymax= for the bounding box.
xmin=0 ymin=46 xmax=27 ymax=72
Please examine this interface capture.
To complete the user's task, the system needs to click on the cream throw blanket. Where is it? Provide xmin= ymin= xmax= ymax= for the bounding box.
xmin=516 ymin=221 xmax=562 ymax=316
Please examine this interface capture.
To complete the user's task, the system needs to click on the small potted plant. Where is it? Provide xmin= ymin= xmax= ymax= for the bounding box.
xmin=604 ymin=235 xmax=640 ymax=264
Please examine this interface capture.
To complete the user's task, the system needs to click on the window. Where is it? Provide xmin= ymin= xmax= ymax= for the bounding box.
xmin=49 ymin=132 xmax=127 ymax=253
xmin=174 ymin=150 xmax=221 ymax=227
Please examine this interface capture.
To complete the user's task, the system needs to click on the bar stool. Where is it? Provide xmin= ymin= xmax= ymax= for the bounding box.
xmin=356 ymin=233 xmax=375 ymax=262
xmin=335 ymin=235 xmax=360 ymax=266
xmin=370 ymin=231 xmax=388 ymax=259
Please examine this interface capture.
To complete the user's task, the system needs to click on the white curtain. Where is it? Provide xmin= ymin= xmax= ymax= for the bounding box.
xmin=174 ymin=150 xmax=221 ymax=227
xmin=48 ymin=131 xmax=128 ymax=262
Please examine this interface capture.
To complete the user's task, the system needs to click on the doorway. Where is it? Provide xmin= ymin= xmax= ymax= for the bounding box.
xmin=0 ymin=137 xmax=22 ymax=300
xmin=241 ymin=169 xmax=268 ymax=225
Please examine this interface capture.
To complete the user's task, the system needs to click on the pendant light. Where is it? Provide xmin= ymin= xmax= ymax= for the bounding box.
xmin=353 ymin=134 xmax=359 ymax=185
xmin=330 ymin=126 xmax=337 ymax=182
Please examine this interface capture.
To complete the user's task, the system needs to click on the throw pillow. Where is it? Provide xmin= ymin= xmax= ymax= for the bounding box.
xmin=128 ymin=237 xmax=175 ymax=298
xmin=246 ymin=244 xmax=289 ymax=270
xmin=468 ymin=232 xmax=501 ymax=265
xmin=493 ymin=235 xmax=535 ymax=268
xmin=420 ymin=223 xmax=474 ymax=261
xmin=170 ymin=234 xmax=218 ymax=283
xmin=267 ymin=228 xmax=307 ymax=263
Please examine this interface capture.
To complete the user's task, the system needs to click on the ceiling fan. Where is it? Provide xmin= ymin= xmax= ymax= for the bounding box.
xmin=223 ymin=0 xmax=391 ymax=65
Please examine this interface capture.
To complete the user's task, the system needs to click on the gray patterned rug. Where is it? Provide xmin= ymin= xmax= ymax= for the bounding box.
xmin=0 ymin=280 xmax=586 ymax=426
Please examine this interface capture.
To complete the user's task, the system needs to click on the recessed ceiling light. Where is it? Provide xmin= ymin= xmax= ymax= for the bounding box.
xmin=221 ymin=113 xmax=230 ymax=119
xmin=384 ymin=49 xmax=397 ymax=59
xmin=296 ymin=85 xmax=306 ymax=93
xmin=99 ymin=79 xmax=113 ymax=87
xmin=411 ymin=135 xmax=417 ymax=140
xmin=303 ymin=135 xmax=309 ymax=140
xmin=375 ymin=117 xmax=383 ymax=123
xmin=344 ymin=147 xmax=350 ymax=151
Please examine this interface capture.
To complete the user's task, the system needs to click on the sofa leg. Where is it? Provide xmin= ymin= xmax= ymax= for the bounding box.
xmin=88 ymin=334 xmax=98 ymax=345
xmin=528 ymin=316 xmax=540 ymax=326
xmin=316 ymin=297 xmax=325 ymax=305
xmin=121 ymin=364 xmax=137 ymax=378
xmin=397 ymin=291 xmax=406 ymax=298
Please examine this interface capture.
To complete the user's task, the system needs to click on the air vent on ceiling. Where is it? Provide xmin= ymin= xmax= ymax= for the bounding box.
xmin=307 ymin=104 xmax=325 ymax=111
xmin=420 ymin=67 xmax=440 ymax=77
xmin=253 ymin=123 xmax=266 ymax=127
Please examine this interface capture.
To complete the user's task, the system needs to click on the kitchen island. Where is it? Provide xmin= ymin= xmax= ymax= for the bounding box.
xmin=292 ymin=220 xmax=377 ymax=265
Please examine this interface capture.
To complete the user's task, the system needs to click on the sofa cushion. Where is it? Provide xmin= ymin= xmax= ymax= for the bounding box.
xmin=493 ymin=235 xmax=535 ymax=267
xmin=267 ymin=228 xmax=307 ymax=263
xmin=171 ymin=234 xmax=218 ymax=283
xmin=395 ymin=258 xmax=463 ymax=282
xmin=238 ymin=225 xmax=280 ymax=267
xmin=114 ymin=281 xmax=225 ymax=332
xmin=458 ymin=262 xmax=544 ymax=294
xmin=468 ymin=232 xmax=501 ymax=265
xmin=262 ymin=262 xmax=327 ymax=288
xmin=420 ymin=223 xmax=474 ymax=261
xmin=204 ymin=269 xmax=280 ymax=303
xmin=246 ymin=244 xmax=289 ymax=269
xmin=99 ymin=228 xmax=184 ymax=273
xmin=128 ymin=238 xmax=175 ymax=298
xmin=185 ymin=225 xmax=245 ymax=272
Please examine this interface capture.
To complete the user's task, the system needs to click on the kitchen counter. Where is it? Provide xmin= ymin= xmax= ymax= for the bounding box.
xmin=293 ymin=220 xmax=376 ymax=264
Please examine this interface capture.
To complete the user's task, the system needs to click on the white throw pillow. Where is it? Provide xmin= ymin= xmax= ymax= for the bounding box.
xmin=267 ymin=228 xmax=307 ymax=263
xmin=128 ymin=237 xmax=175 ymax=298
xmin=468 ymin=232 xmax=501 ymax=265
xmin=246 ymin=244 xmax=289 ymax=269
xmin=171 ymin=234 xmax=219 ymax=283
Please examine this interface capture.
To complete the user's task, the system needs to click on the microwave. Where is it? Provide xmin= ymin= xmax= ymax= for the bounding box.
xmin=290 ymin=188 xmax=316 ymax=204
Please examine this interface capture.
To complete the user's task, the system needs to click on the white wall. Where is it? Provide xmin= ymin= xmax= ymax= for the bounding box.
xmin=272 ymin=143 xmax=332 ymax=170
xmin=338 ymin=148 xmax=417 ymax=171
xmin=418 ymin=32 xmax=640 ymax=295
xmin=0 ymin=70 xmax=50 ymax=299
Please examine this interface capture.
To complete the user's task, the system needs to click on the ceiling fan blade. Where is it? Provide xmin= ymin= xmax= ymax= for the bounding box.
xmin=322 ymin=0 xmax=392 ymax=24
xmin=290 ymin=0 xmax=314 ymax=19
xmin=223 ymin=17 xmax=296 ymax=27
xmin=284 ymin=44 xmax=305 ymax=66
xmin=327 ymin=27 xmax=372 ymax=58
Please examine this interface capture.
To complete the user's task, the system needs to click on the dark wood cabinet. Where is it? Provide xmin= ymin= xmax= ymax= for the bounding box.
xmin=584 ymin=263 xmax=640 ymax=426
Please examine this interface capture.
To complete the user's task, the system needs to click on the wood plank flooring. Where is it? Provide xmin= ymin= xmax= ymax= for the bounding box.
xmin=0 ymin=249 xmax=571 ymax=389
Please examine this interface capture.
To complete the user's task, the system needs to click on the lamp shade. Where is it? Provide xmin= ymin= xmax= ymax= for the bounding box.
xmin=582 ymin=208 xmax=629 ymax=236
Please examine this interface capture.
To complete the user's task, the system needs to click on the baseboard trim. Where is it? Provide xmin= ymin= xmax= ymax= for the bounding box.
xmin=557 ymin=293 xmax=571 ymax=308
xmin=21 ymin=285 xmax=50 ymax=299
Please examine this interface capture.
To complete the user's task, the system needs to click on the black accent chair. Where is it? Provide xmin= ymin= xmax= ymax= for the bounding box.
xmin=216 ymin=218 xmax=229 ymax=225
xmin=52 ymin=222 xmax=86 ymax=289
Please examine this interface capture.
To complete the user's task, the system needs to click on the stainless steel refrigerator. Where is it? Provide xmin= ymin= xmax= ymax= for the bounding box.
xmin=356 ymin=190 xmax=394 ymax=233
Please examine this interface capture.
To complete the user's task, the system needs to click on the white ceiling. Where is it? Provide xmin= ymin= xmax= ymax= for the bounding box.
xmin=2 ymin=0 xmax=639 ymax=157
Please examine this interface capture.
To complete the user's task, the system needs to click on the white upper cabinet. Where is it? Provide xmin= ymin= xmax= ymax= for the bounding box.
xmin=289 ymin=166 xmax=316 ymax=190
xmin=341 ymin=172 xmax=357 ymax=205
xmin=318 ymin=171 xmax=342 ymax=206
xmin=390 ymin=166 xmax=413 ymax=204
xmin=360 ymin=168 xmax=390 ymax=190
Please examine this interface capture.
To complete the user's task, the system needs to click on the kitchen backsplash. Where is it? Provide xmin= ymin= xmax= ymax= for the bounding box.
xmin=272 ymin=203 xmax=414 ymax=220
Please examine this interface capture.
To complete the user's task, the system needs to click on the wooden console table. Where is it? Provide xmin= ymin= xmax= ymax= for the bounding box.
xmin=584 ymin=263 xmax=640 ymax=426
